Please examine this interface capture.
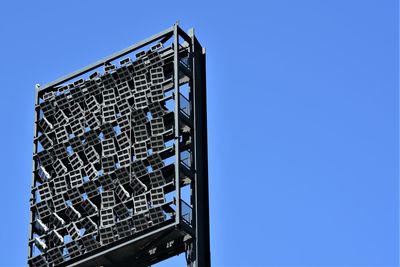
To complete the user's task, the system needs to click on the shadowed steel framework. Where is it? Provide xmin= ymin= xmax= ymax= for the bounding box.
xmin=28 ymin=23 xmax=210 ymax=267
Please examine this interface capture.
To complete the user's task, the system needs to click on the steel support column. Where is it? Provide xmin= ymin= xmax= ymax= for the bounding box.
xmin=190 ymin=29 xmax=211 ymax=267
xmin=173 ymin=23 xmax=181 ymax=225
xmin=28 ymin=84 xmax=40 ymax=262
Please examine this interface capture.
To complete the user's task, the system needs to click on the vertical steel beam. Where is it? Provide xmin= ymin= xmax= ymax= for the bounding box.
xmin=28 ymin=85 xmax=40 ymax=261
xmin=190 ymin=29 xmax=211 ymax=267
xmin=173 ymin=23 xmax=181 ymax=225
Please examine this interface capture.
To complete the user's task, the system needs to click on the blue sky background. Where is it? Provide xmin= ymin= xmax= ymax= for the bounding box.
xmin=0 ymin=0 xmax=398 ymax=266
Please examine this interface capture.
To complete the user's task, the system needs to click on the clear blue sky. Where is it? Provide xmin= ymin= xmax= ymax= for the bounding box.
xmin=0 ymin=0 xmax=398 ymax=266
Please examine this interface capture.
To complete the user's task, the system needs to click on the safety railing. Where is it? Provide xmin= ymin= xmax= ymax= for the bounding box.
xmin=179 ymin=93 xmax=190 ymax=118
xmin=181 ymin=199 xmax=192 ymax=226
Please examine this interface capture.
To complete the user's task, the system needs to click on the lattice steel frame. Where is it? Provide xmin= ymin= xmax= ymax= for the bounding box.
xmin=29 ymin=23 xmax=209 ymax=267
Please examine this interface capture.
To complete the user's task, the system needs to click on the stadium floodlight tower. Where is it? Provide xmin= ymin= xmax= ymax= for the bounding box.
xmin=28 ymin=22 xmax=210 ymax=267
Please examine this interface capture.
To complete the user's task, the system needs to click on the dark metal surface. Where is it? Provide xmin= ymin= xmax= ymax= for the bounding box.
xmin=190 ymin=29 xmax=211 ymax=267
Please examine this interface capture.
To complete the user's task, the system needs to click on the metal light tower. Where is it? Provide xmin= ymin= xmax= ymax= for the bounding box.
xmin=28 ymin=23 xmax=210 ymax=267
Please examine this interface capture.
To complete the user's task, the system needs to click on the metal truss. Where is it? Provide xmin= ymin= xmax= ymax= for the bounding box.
xmin=29 ymin=22 xmax=209 ymax=267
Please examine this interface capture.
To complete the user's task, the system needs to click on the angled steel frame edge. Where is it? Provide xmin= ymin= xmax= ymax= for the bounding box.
xmin=28 ymin=86 xmax=40 ymax=262
xmin=39 ymin=25 xmax=175 ymax=91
